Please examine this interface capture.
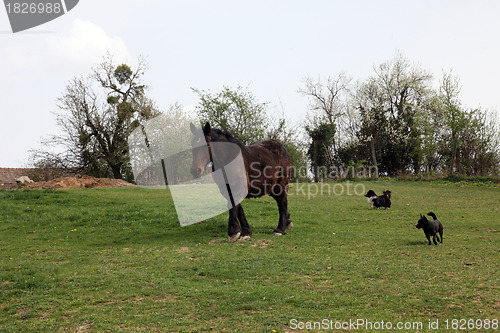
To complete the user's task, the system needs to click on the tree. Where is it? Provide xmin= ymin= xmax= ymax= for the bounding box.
xmin=305 ymin=122 xmax=336 ymax=182
xmin=193 ymin=85 xmax=309 ymax=182
xmin=437 ymin=71 xmax=468 ymax=176
xmin=470 ymin=110 xmax=500 ymax=175
xmin=299 ymin=73 xmax=352 ymax=161
xmin=192 ymin=86 xmax=268 ymax=144
xmin=128 ymin=103 xmax=195 ymax=185
xmin=414 ymin=94 xmax=445 ymax=173
xmin=355 ymin=77 xmax=386 ymax=176
xmin=355 ymin=54 xmax=433 ymax=175
xmin=299 ymin=54 xmax=500 ymax=178
xmin=31 ymin=55 xmax=160 ymax=180
xmin=267 ymin=117 xmax=310 ymax=182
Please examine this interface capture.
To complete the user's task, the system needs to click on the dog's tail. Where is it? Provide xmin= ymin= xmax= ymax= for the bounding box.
xmin=427 ymin=212 xmax=437 ymax=220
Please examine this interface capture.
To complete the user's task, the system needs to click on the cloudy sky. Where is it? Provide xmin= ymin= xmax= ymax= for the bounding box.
xmin=1 ymin=0 xmax=499 ymax=167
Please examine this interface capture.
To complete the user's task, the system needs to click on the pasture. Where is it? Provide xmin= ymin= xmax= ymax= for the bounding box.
xmin=0 ymin=181 xmax=499 ymax=332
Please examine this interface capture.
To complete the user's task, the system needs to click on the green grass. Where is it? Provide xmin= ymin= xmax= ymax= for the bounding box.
xmin=0 ymin=181 xmax=499 ymax=332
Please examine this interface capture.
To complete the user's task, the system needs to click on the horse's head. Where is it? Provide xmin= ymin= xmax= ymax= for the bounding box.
xmin=190 ymin=122 xmax=212 ymax=178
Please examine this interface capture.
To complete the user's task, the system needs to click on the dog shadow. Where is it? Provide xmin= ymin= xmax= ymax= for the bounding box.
xmin=406 ymin=240 xmax=426 ymax=246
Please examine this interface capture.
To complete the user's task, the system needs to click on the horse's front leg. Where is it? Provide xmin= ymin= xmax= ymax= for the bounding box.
xmin=227 ymin=206 xmax=241 ymax=242
xmin=236 ymin=204 xmax=252 ymax=240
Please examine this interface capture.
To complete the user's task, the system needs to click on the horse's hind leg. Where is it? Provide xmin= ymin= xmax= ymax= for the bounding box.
xmin=227 ymin=206 xmax=241 ymax=242
xmin=272 ymin=192 xmax=292 ymax=235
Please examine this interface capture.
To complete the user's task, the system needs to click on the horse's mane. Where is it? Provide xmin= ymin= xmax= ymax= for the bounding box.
xmin=211 ymin=128 xmax=245 ymax=147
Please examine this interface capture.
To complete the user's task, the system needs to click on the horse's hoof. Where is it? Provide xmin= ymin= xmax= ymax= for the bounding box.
xmin=273 ymin=231 xmax=285 ymax=236
xmin=240 ymin=235 xmax=251 ymax=241
xmin=228 ymin=232 xmax=241 ymax=242
xmin=286 ymin=222 xmax=294 ymax=230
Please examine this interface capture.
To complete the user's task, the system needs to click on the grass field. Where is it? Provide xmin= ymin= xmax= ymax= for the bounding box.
xmin=0 ymin=181 xmax=499 ymax=332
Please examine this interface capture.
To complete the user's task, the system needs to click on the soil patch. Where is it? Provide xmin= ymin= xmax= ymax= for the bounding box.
xmin=24 ymin=175 xmax=136 ymax=190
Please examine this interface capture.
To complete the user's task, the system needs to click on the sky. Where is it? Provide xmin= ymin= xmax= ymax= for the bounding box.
xmin=1 ymin=0 xmax=499 ymax=167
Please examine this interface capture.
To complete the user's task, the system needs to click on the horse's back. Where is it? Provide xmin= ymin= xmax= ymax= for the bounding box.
xmin=245 ymin=140 xmax=291 ymax=198
xmin=248 ymin=139 xmax=291 ymax=165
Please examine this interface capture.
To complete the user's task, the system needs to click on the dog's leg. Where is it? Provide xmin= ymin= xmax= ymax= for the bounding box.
xmin=426 ymin=234 xmax=432 ymax=245
xmin=433 ymin=234 xmax=438 ymax=245
xmin=439 ymin=230 xmax=443 ymax=243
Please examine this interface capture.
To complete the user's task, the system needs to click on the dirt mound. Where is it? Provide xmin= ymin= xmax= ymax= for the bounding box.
xmin=25 ymin=175 xmax=137 ymax=190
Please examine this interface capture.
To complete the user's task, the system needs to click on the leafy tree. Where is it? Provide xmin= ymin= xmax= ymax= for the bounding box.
xmin=355 ymin=77 xmax=387 ymax=176
xmin=31 ymin=55 xmax=160 ymax=180
xmin=306 ymin=122 xmax=336 ymax=182
xmin=299 ymin=54 xmax=500 ymax=178
xmin=268 ymin=118 xmax=310 ymax=182
xmin=355 ymin=54 xmax=433 ymax=175
xmin=192 ymin=86 xmax=268 ymax=144
xmin=414 ymin=94 xmax=445 ymax=173
xmin=193 ymin=85 xmax=309 ymax=181
xmin=437 ymin=71 xmax=469 ymax=176
xmin=128 ymin=103 xmax=195 ymax=185
xmin=469 ymin=110 xmax=500 ymax=175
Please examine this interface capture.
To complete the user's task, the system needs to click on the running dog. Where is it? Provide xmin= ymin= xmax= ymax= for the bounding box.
xmin=416 ymin=212 xmax=444 ymax=245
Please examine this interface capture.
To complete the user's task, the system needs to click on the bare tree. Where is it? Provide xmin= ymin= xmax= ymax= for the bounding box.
xmin=299 ymin=72 xmax=351 ymax=125
xmin=299 ymin=73 xmax=352 ymax=165
xmin=31 ymin=55 xmax=160 ymax=179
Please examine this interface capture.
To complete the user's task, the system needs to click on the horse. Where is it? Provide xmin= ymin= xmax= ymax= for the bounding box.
xmin=190 ymin=122 xmax=293 ymax=241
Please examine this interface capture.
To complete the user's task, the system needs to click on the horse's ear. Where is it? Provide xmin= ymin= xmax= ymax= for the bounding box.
xmin=203 ymin=122 xmax=211 ymax=135
xmin=190 ymin=122 xmax=196 ymax=134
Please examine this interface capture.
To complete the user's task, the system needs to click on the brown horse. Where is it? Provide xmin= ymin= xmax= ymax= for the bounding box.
xmin=190 ymin=122 xmax=293 ymax=241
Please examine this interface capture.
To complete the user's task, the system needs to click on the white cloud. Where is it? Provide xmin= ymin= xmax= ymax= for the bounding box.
xmin=49 ymin=18 xmax=132 ymax=67
xmin=0 ymin=19 xmax=134 ymax=167
xmin=1 ymin=46 xmax=40 ymax=67
xmin=0 ymin=46 xmax=42 ymax=82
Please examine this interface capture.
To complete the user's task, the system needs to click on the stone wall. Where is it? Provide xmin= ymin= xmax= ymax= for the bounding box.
xmin=0 ymin=168 xmax=34 ymax=189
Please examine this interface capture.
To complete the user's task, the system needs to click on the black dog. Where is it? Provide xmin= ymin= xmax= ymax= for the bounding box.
xmin=416 ymin=212 xmax=444 ymax=245
xmin=365 ymin=190 xmax=391 ymax=209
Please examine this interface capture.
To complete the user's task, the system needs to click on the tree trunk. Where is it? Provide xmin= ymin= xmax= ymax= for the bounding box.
xmin=111 ymin=164 xmax=122 ymax=179
xmin=449 ymin=133 xmax=457 ymax=177
xmin=370 ymin=139 xmax=379 ymax=179
xmin=312 ymin=138 xmax=319 ymax=182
